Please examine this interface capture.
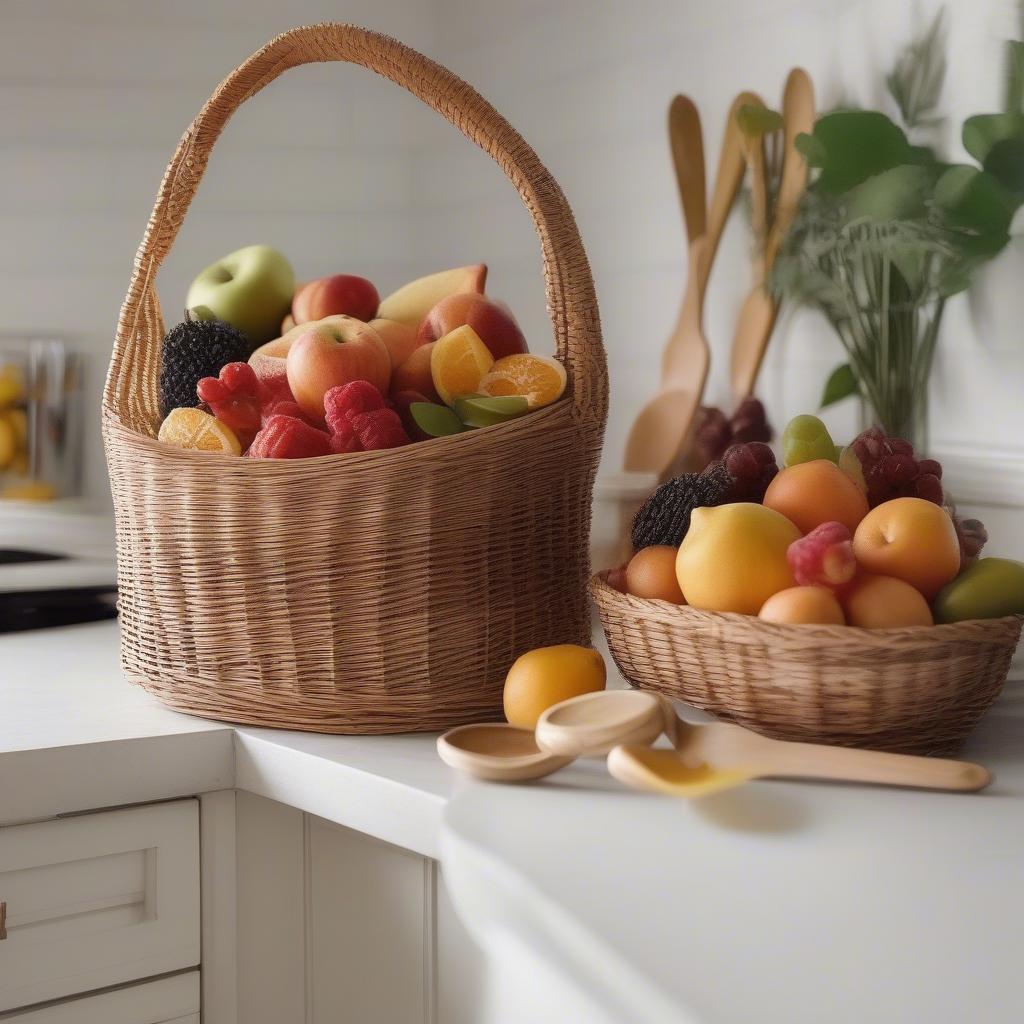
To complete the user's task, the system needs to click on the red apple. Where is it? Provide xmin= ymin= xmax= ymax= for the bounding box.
xmin=286 ymin=316 xmax=391 ymax=423
xmin=417 ymin=293 xmax=527 ymax=360
xmin=293 ymin=275 xmax=379 ymax=324
xmin=369 ymin=317 xmax=422 ymax=370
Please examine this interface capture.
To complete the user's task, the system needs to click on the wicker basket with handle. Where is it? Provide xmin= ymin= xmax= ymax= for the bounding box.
xmin=590 ymin=572 xmax=1022 ymax=755
xmin=102 ymin=24 xmax=607 ymax=734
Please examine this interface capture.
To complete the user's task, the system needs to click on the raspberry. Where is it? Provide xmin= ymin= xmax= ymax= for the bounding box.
xmin=787 ymin=522 xmax=858 ymax=591
xmin=324 ymin=381 xmax=385 ymax=434
xmin=262 ymin=399 xmax=314 ymax=426
xmin=248 ymin=414 xmax=333 ymax=459
xmin=196 ymin=361 xmax=267 ymax=450
xmin=351 ymin=408 xmax=410 ymax=450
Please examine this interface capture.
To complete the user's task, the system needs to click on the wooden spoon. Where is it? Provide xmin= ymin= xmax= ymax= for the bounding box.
xmin=535 ymin=689 xmax=670 ymax=757
xmin=668 ymin=95 xmax=706 ymax=245
xmin=436 ymin=723 xmax=572 ymax=782
xmin=609 ymin=718 xmax=991 ymax=797
xmin=729 ymin=69 xmax=816 ymax=403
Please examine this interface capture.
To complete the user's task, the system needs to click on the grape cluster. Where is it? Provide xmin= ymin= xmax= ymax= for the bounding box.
xmin=694 ymin=398 xmax=772 ymax=466
xmin=848 ymin=427 xmax=944 ymax=507
xmin=713 ymin=441 xmax=779 ymax=502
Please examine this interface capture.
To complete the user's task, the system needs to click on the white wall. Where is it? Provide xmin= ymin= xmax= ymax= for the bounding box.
xmin=2 ymin=0 xmax=438 ymax=508
xmin=3 ymin=0 xmax=1022 ymax=517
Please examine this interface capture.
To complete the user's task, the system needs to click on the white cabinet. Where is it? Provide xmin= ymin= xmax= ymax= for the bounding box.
xmin=2 ymin=971 xmax=200 ymax=1023
xmin=0 ymin=800 xmax=200 ymax=1013
xmin=235 ymin=792 xmax=486 ymax=1024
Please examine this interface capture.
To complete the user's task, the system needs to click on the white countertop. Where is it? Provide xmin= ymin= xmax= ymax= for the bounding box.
xmin=2 ymin=620 xmax=1023 ymax=1023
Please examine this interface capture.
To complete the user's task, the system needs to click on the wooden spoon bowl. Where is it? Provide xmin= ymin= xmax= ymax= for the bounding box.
xmin=436 ymin=723 xmax=573 ymax=782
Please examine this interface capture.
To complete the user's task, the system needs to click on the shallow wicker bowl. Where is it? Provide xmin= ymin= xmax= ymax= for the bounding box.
xmin=590 ymin=572 xmax=1022 ymax=755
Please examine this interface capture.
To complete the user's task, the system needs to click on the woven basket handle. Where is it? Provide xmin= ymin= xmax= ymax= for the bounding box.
xmin=106 ymin=23 xmax=606 ymax=432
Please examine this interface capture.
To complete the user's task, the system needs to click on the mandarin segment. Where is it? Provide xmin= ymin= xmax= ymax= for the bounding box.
xmin=430 ymin=325 xmax=495 ymax=407
xmin=478 ymin=353 xmax=566 ymax=409
xmin=158 ymin=407 xmax=242 ymax=455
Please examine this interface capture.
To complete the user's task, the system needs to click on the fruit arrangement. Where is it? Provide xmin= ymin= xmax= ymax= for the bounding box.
xmin=157 ymin=246 xmax=567 ymax=458
xmin=615 ymin=413 xmax=1024 ymax=627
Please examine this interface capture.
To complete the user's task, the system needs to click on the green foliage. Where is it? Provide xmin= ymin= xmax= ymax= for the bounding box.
xmin=886 ymin=9 xmax=947 ymax=131
xmin=737 ymin=103 xmax=784 ymax=136
xmin=820 ymin=364 xmax=859 ymax=408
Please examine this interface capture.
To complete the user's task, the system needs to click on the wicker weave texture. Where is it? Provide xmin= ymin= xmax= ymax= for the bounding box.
xmin=101 ymin=24 xmax=607 ymax=733
xmin=591 ymin=573 xmax=1022 ymax=755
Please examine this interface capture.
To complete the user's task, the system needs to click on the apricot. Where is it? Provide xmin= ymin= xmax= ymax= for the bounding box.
xmin=842 ymin=573 xmax=933 ymax=628
xmin=759 ymin=586 xmax=845 ymax=625
xmin=763 ymin=459 xmax=869 ymax=534
xmin=390 ymin=342 xmax=440 ymax=403
xmin=503 ymin=644 xmax=606 ymax=729
xmin=852 ymin=497 xmax=960 ymax=599
xmin=676 ymin=503 xmax=800 ymax=615
xmin=625 ymin=546 xmax=685 ymax=603
xmin=369 ymin=317 xmax=421 ymax=370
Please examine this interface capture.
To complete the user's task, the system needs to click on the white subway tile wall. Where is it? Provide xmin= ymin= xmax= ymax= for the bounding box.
xmin=2 ymin=0 xmax=1022 ymax=513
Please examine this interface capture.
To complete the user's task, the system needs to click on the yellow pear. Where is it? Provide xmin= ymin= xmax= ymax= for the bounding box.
xmin=676 ymin=503 xmax=801 ymax=615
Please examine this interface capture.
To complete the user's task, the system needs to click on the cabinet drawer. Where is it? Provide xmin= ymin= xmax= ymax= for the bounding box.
xmin=0 ymin=800 xmax=200 ymax=1012
xmin=1 ymin=970 xmax=200 ymax=1023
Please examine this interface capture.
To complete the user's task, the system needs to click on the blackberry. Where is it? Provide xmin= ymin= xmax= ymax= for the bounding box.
xmin=159 ymin=308 xmax=251 ymax=420
xmin=631 ymin=463 xmax=733 ymax=550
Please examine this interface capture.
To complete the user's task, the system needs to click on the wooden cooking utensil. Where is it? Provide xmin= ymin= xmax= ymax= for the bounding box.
xmin=729 ymin=68 xmax=816 ymax=403
xmin=436 ymin=723 xmax=572 ymax=782
xmin=609 ymin=718 xmax=991 ymax=797
xmin=668 ymin=95 xmax=706 ymax=245
xmin=535 ymin=689 xmax=671 ymax=757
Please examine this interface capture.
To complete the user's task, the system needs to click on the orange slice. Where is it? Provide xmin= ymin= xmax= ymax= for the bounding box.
xmin=478 ymin=354 xmax=567 ymax=409
xmin=430 ymin=325 xmax=495 ymax=407
xmin=158 ymin=407 xmax=241 ymax=455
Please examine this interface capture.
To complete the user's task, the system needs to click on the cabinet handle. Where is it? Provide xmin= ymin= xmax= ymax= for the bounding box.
xmin=0 ymin=900 xmax=6 ymax=940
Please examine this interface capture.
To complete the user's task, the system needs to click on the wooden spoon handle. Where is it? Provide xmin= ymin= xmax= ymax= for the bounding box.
xmin=668 ymin=95 xmax=706 ymax=245
xmin=759 ymin=742 xmax=991 ymax=792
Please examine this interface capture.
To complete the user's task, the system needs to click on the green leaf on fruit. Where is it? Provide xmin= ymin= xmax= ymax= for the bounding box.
xmin=820 ymin=363 xmax=858 ymax=408
xmin=410 ymin=402 xmax=464 ymax=437
xmin=454 ymin=395 xmax=529 ymax=428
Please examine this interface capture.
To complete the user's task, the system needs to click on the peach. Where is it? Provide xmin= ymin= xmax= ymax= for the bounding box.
xmin=281 ymin=313 xmax=296 ymax=334
xmin=625 ymin=546 xmax=685 ymax=603
xmin=417 ymin=293 xmax=527 ymax=361
xmin=759 ymin=586 xmax=846 ymax=625
xmin=842 ymin=573 xmax=934 ymax=628
xmin=389 ymin=342 xmax=440 ymax=403
xmin=369 ymin=317 xmax=421 ymax=370
xmin=763 ymin=459 xmax=869 ymax=534
xmin=852 ymin=497 xmax=960 ymax=599
xmin=248 ymin=335 xmax=295 ymax=404
xmin=293 ymin=274 xmax=379 ymax=324
xmin=377 ymin=264 xmax=487 ymax=328
xmin=285 ymin=316 xmax=391 ymax=424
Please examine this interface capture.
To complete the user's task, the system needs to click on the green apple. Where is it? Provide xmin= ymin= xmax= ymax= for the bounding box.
xmin=186 ymin=245 xmax=294 ymax=348
xmin=933 ymin=557 xmax=1024 ymax=623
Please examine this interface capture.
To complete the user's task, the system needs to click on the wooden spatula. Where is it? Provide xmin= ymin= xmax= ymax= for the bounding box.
xmin=729 ymin=69 xmax=815 ymax=403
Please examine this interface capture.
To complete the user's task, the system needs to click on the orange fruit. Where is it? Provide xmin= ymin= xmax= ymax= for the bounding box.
xmin=430 ymin=325 xmax=494 ymax=406
xmin=625 ymin=546 xmax=685 ymax=603
xmin=158 ymin=407 xmax=241 ymax=455
xmin=479 ymin=353 xmax=566 ymax=409
xmin=503 ymin=644 xmax=606 ymax=729
xmin=762 ymin=459 xmax=869 ymax=534
xmin=759 ymin=586 xmax=845 ymax=625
